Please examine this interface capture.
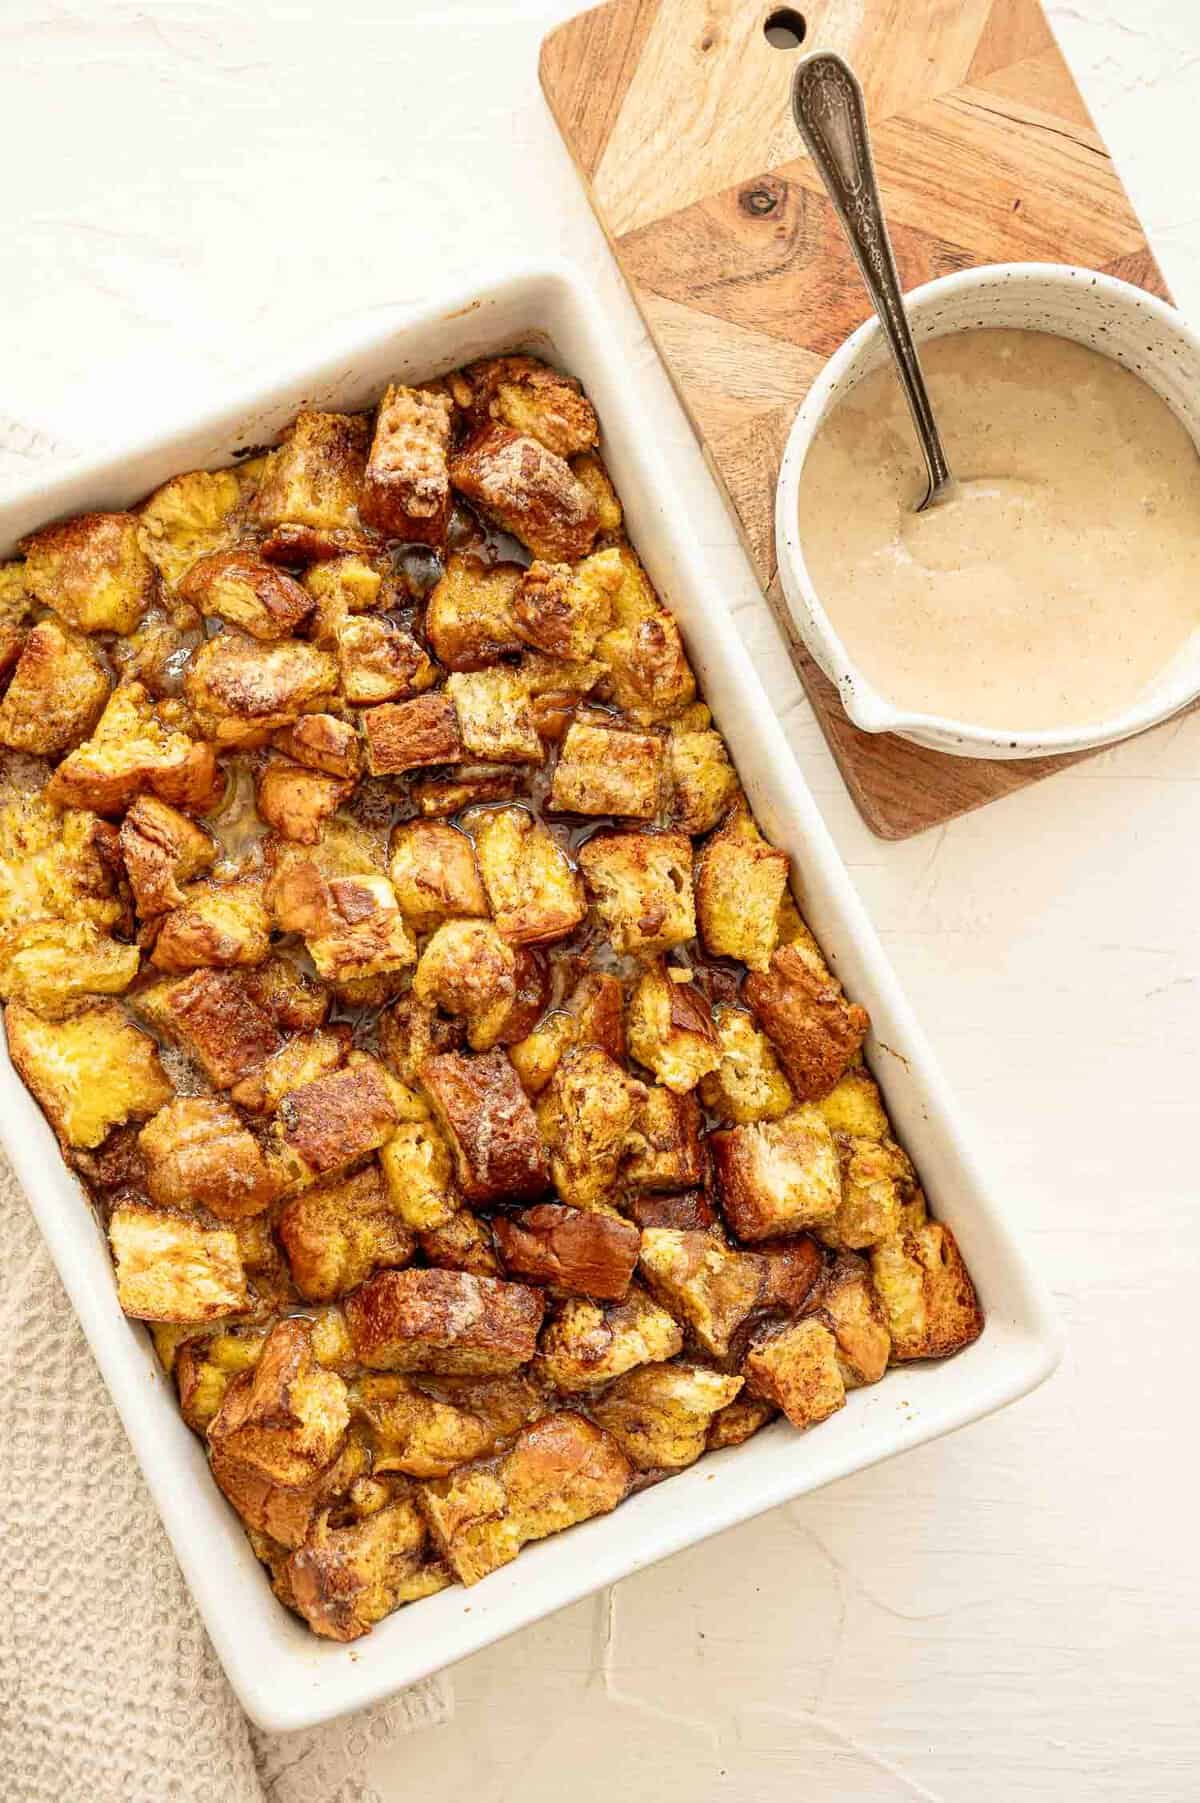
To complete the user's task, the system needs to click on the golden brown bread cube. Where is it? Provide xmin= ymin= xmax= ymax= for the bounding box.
xmin=255 ymin=756 xmax=354 ymax=846
xmin=508 ymin=969 xmax=625 ymax=1095
xmin=388 ymin=820 xmax=488 ymax=931
xmin=535 ymin=1284 xmax=682 ymax=1394
xmin=816 ymin=1066 xmax=891 ymax=1141
xmin=208 ymin=1317 xmax=350 ymax=1486
xmin=175 ymin=1326 xmax=269 ymax=1432
xmin=637 ymin=1227 xmax=821 ymax=1360
xmin=549 ymin=716 xmax=664 ymax=820
xmin=622 ymin=1085 xmax=703 ymax=1192
xmin=425 ymin=555 xmax=524 ymax=669
xmin=139 ymin=1097 xmax=279 ymax=1220
xmin=743 ymin=1318 xmax=846 ymax=1430
xmin=345 ymin=1267 xmax=545 ymax=1375
xmin=745 ymin=944 xmax=871 ymax=1101
xmin=46 ymin=680 xmax=207 ymax=815
xmin=231 ymin=1026 xmax=348 ymax=1114
xmin=418 ymin=1209 xmax=502 ymax=1277
xmin=537 ymin=1045 xmax=644 ymax=1210
xmin=119 ymin=794 xmax=215 ymax=915
xmin=413 ymin=919 xmax=544 ymax=1052
xmin=362 ymin=693 xmax=464 ymax=775
xmin=253 ymin=410 xmax=370 ymax=531
xmin=0 ymin=620 xmax=111 ymax=754
xmin=694 ymin=809 xmax=789 ymax=972
xmin=376 ymin=993 xmax=463 ymax=1085
xmin=272 ymin=711 xmax=362 ymax=781
xmin=360 ymin=383 xmax=454 ymax=543
xmin=301 ymin=874 xmax=417 ymax=986
xmin=577 ymin=828 xmax=695 ymax=957
xmin=137 ymin=468 xmax=244 ymax=588
xmin=379 ymin=1115 xmax=458 ymax=1232
xmin=667 ymin=726 xmax=739 ymax=835
xmin=627 ymin=962 xmax=718 ymax=1094
xmin=822 ymin=1133 xmax=916 ymax=1250
xmin=7 ymin=1000 xmax=172 ymax=1148
xmin=463 ymin=804 xmax=585 ymax=946
xmin=179 ymin=550 xmax=313 ymax=639
xmin=133 ymin=968 xmax=281 ymax=1088
xmin=0 ymin=790 xmax=126 ymax=937
xmin=214 ymin=1434 xmax=367 ymax=1556
xmin=418 ymin=1410 xmax=629 ymax=1586
xmin=20 ymin=510 xmax=154 ymax=634
xmin=493 ymin=1204 xmax=639 ymax=1301
xmin=705 ymin=1393 xmax=777 ymax=1451
xmin=445 ymin=667 xmax=542 ymax=765
xmin=302 ymin=552 xmax=382 ymax=646
xmin=593 ymin=1363 xmax=744 ymax=1470
xmin=246 ymin=954 xmax=330 ymax=1032
xmin=449 ymin=425 xmax=599 ymax=563
xmin=698 ymin=1004 xmax=793 ymax=1125
xmin=289 ymin=1497 xmax=449 ymax=1641
xmin=335 ymin=614 xmax=436 ymax=706
xmin=271 ymin=1055 xmax=399 ymax=1188
xmin=411 ymin=767 xmax=521 ymax=817
xmin=570 ymin=452 xmax=622 ymax=534
xmin=0 ymin=919 xmax=139 ymax=1017
xmin=624 ymin=1189 xmax=718 ymax=1234
xmin=597 ymin=608 xmax=696 ymax=724
xmin=109 ymin=1202 xmax=248 ymax=1323
xmin=184 ymin=634 xmax=338 ymax=747
xmin=150 ymin=874 xmax=272 ymax=972
xmin=352 ymin=1371 xmax=541 ymax=1479
xmin=869 ymin=1221 xmax=983 ymax=1361
xmin=806 ymin=1251 xmax=891 ymax=1387
xmin=420 ymin=1048 xmax=549 ymax=1204
xmin=278 ymin=1163 xmax=415 ymax=1302
xmin=458 ymin=356 xmax=599 ymax=458
xmin=710 ymin=1105 xmax=841 ymax=1241
xmin=514 ymin=551 xmax=620 ymax=662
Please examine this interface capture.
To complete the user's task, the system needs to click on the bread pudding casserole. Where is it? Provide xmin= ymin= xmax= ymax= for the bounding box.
xmin=0 ymin=353 xmax=982 ymax=1641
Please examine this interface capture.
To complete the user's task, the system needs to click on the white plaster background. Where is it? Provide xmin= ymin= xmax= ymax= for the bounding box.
xmin=2 ymin=2 xmax=1199 ymax=1797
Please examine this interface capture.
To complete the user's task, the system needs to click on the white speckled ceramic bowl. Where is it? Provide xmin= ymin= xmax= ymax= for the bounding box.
xmin=775 ymin=263 xmax=1200 ymax=758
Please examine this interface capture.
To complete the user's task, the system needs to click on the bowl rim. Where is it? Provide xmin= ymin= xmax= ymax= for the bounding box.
xmin=774 ymin=260 xmax=1200 ymax=757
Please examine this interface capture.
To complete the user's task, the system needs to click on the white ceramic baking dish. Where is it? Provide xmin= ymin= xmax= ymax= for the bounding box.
xmin=0 ymin=261 xmax=1061 ymax=1732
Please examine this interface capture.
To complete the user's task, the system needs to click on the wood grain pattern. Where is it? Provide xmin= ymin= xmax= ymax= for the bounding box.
xmin=540 ymin=0 xmax=1175 ymax=838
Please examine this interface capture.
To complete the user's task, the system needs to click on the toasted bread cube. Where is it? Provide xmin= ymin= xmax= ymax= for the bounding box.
xmin=175 ymin=1326 xmax=269 ymax=1432
xmin=463 ymin=804 xmax=585 ymax=946
xmin=185 ymin=634 xmax=338 ymax=747
xmin=695 ymin=809 xmax=789 ymax=972
xmin=711 ymin=1105 xmax=840 ymax=1242
xmin=493 ymin=1204 xmax=639 ymax=1301
xmin=388 ymin=820 xmax=487 ymax=931
xmin=20 ymin=510 xmax=153 ymax=634
xmin=569 ymin=452 xmax=621 ymax=534
xmin=600 ymin=542 xmax=657 ymax=628
xmin=538 ymin=1045 xmax=643 ymax=1209
xmin=362 ymin=693 xmax=463 ymax=775
xmin=139 ymin=1097 xmax=278 ymax=1220
xmin=0 ymin=620 xmax=111 ymax=754
xmin=461 ymin=356 xmax=599 ymax=458
xmin=625 ymin=1189 xmax=718 ymax=1233
xmin=577 ymin=829 xmax=695 ymax=956
xmin=302 ymin=551 xmax=382 ymax=646
xmin=119 ymin=795 xmax=215 ymax=916
xmin=699 ymin=1005 xmax=792 ymax=1126
xmin=869 ymin=1222 xmax=983 ymax=1361
xmin=706 ymin=1393 xmax=777 ymax=1450
xmin=253 ymin=410 xmax=369 ymax=530
xmin=598 ymin=609 xmax=696 ymax=725
xmin=303 ymin=874 xmax=417 ymax=985
xmin=593 ymin=1363 xmax=743 ymax=1470
xmin=272 ymin=711 xmax=362 ymax=780
xmin=246 ymin=953 xmax=329 ymax=1030
xmin=352 ymin=1371 xmax=540 ymax=1480
xmin=360 ymin=382 xmax=454 ymax=542
xmin=817 ymin=1066 xmax=891 ymax=1141
xmin=213 ymin=1433 xmax=366 ymax=1554
xmin=0 ymin=919 xmax=139 ymax=1017
xmin=46 ymin=680 xmax=204 ymax=815
xmin=623 ymin=1085 xmax=703 ymax=1192
xmin=209 ymin=1316 xmax=349 ymax=1485
xmin=412 ymin=766 xmax=522 ymax=817
xmin=137 ymin=468 xmax=244 ymax=588
xmin=272 ymin=1055 xmax=399 ymax=1188
xmin=450 ymin=425 xmax=599 ymax=563
xmin=0 ymin=790 xmax=125 ymax=937
xmin=253 ymin=756 xmax=351 ymax=847
xmin=151 ymin=874 xmax=271 ymax=972
xmin=179 ymin=550 xmax=312 ymax=639
xmin=549 ymin=716 xmax=663 ymax=820
xmin=445 ymin=667 xmax=541 ymax=766
xmin=668 ymin=726 xmax=739 ymax=835
xmin=420 ymin=1049 xmax=549 ymax=1204
xmin=419 ymin=1210 xmax=502 ymax=1277
xmin=134 ymin=968 xmax=281 ymax=1088
xmin=425 ymin=555 xmax=524 ymax=669
xmin=508 ymin=971 xmax=625 ymax=1096
xmin=109 ymin=1202 xmax=247 ymax=1322
xmin=536 ymin=1284 xmax=681 ymax=1394
xmin=821 ymin=1134 xmax=916 ymax=1250
xmin=744 ymin=1318 xmax=845 ymax=1429
xmin=807 ymin=1251 xmax=890 ymax=1387
xmin=289 ymin=1496 xmax=444 ymax=1640
xmin=627 ymin=962 xmax=718 ymax=1094
xmin=638 ymin=1227 xmax=821 ymax=1359
xmin=346 ymin=1267 xmax=545 ymax=1375
xmin=336 ymin=615 xmax=436 ymax=706
xmin=745 ymin=945 xmax=870 ymax=1101
xmin=377 ymin=994 xmax=463 ymax=1085
xmin=514 ymin=549 xmax=620 ymax=661
xmin=413 ymin=919 xmax=543 ymax=1052
xmin=379 ymin=1116 xmax=457 ymax=1231
xmin=7 ymin=1001 xmax=171 ymax=1148
xmin=278 ymin=1163 xmax=415 ymax=1302
xmin=231 ymin=1026 xmax=348 ymax=1114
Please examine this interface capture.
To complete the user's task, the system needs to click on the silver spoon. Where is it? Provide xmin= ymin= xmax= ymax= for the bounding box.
xmin=791 ymin=50 xmax=955 ymax=510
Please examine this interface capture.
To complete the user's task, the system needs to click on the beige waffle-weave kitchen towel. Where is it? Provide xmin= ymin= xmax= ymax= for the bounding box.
xmin=0 ymin=1152 xmax=451 ymax=1803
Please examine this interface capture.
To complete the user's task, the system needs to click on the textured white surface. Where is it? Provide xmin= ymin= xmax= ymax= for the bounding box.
xmin=0 ymin=2 xmax=1198 ymax=1799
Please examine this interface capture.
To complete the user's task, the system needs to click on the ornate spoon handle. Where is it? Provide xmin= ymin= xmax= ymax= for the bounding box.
xmin=791 ymin=51 xmax=953 ymax=506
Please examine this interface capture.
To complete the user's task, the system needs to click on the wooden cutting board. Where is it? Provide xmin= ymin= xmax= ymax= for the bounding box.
xmin=539 ymin=0 xmax=1173 ymax=837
